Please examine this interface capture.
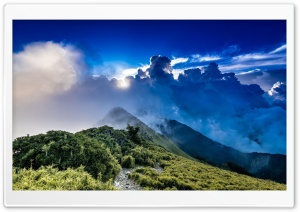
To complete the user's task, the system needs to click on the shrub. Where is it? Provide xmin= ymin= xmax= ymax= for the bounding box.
xmin=121 ymin=155 xmax=135 ymax=168
xmin=13 ymin=131 xmax=121 ymax=182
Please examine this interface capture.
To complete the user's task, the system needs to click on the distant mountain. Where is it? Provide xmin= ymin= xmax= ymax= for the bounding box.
xmin=158 ymin=119 xmax=286 ymax=183
xmin=98 ymin=107 xmax=193 ymax=160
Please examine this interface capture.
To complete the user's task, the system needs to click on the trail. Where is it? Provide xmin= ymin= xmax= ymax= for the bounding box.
xmin=114 ymin=164 xmax=163 ymax=190
xmin=113 ymin=167 xmax=142 ymax=190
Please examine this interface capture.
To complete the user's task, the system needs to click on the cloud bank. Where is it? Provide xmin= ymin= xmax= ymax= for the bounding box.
xmin=13 ymin=42 xmax=286 ymax=155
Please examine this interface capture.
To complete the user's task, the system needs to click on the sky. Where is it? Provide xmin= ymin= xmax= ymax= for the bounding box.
xmin=13 ymin=20 xmax=287 ymax=154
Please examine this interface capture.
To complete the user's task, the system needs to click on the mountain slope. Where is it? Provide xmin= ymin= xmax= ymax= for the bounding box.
xmin=98 ymin=107 xmax=193 ymax=160
xmin=13 ymin=126 xmax=286 ymax=190
xmin=158 ymin=119 xmax=286 ymax=183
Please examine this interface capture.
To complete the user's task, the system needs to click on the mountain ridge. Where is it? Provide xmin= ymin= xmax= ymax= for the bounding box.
xmin=98 ymin=107 xmax=193 ymax=160
xmin=158 ymin=119 xmax=286 ymax=183
xmin=97 ymin=107 xmax=286 ymax=183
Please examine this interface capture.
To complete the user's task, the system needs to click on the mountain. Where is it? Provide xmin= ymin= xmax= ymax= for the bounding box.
xmin=98 ymin=107 xmax=193 ymax=160
xmin=158 ymin=119 xmax=286 ymax=183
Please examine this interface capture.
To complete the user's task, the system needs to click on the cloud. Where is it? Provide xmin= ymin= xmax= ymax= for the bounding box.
xmin=13 ymin=47 xmax=286 ymax=155
xmin=191 ymin=54 xmax=221 ymax=62
xmin=13 ymin=41 xmax=84 ymax=101
xmin=170 ymin=57 xmax=188 ymax=66
xmin=163 ymin=44 xmax=286 ymax=75
xmin=236 ymin=69 xmax=286 ymax=91
xmin=269 ymin=44 xmax=286 ymax=54
xmin=237 ymin=69 xmax=264 ymax=76
xmin=264 ymin=81 xmax=286 ymax=109
xmin=220 ymin=44 xmax=286 ymax=72
xmin=145 ymin=55 xmax=174 ymax=83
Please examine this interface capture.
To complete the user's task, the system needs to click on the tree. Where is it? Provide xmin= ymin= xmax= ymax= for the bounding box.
xmin=126 ymin=124 xmax=142 ymax=145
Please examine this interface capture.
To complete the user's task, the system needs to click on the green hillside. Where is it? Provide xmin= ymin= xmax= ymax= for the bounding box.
xmin=98 ymin=107 xmax=193 ymax=159
xmin=13 ymin=126 xmax=285 ymax=190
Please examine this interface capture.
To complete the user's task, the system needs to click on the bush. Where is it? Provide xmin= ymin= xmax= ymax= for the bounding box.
xmin=121 ymin=155 xmax=135 ymax=168
xmin=13 ymin=131 xmax=121 ymax=182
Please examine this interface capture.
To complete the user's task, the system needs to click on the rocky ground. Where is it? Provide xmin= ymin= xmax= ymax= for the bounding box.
xmin=113 ymin=167 xmax=142 ymax=190
xmin=113 ymin=164 xmax=163 ymax=190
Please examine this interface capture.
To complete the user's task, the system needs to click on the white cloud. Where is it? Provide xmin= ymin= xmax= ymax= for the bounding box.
xmin=219 ymin=44 xmax=286 ymax=72
xmin=13 ymin=41 xmax=83 ymax=101
xmin=172 ymin=69 xmax=185 ymax=80
xmin=237 ymin=69 xmax=262 ymax=75
xmin=219 ymin=57 xmax=286 ymax=72
xmin=232 ymin=53 xmax=272 ymax=62
xmin=269 ymin=44 xmax=286 ymax=54
xmin=268 ymin=81 xmax=286 ymax=101
xmin=191 ymin=54 xmax=221 ymax=62
xmin=170 ymin=57 xmax=189 ymax=66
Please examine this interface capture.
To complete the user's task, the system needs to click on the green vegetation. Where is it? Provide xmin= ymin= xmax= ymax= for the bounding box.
xmin=13 ymin=166 xmax=115 ymax=190
xmin=13 ymin=130 xmax=121 ymax=181
xmin=121 ymin=155 xmax=135 ymax=168
xmin=13 ymin=125 xmax=286 ymax=190
xmin=129 ymin=155 xmax=286 ymax=190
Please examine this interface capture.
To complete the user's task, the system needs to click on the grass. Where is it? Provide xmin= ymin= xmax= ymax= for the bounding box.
xmin=13 ymin=166 xmax=115 ymax=190
xmin=129 ymin=149 xmax=286 ymax=190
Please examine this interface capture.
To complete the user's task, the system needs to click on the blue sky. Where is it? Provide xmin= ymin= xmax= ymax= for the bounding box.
xmin=13 ymin=20 xmax=287 ymax=154
xmin=13 ymin=20 xmax=286 ymax=75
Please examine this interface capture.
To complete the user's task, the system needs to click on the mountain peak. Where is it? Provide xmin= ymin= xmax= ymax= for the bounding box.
xmin=106 ymin=107 xmax=131 ymax=116
xmin=98 ymin=107 xmax=142 ymax=129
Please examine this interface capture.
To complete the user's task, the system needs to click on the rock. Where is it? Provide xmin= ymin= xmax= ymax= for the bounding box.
xmin=113 ymin=168 xmax=142 ymax=190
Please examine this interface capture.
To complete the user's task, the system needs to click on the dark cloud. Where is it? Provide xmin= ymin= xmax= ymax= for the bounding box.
xmin=146 ymin=55 xmax=174 ymax=83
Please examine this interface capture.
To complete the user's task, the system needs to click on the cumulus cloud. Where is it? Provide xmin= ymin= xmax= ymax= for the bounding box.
xmin=13 ymin=47 xmax=286 ymax=155
xmin=264 ymin=81 xmax=286 ymax=109
xmin=13 ymin=41 xmax=84 ymax=101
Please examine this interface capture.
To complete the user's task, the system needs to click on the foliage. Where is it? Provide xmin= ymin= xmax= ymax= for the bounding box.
xmin=13 ymin=130 xmax=121 ymax=181
xmin=127 ymin=124 xmax=142 ymax=145
xmin=121 ymin=155 xmax=135 ymax=168
xmin=13 ymin=125 xmax=286 ymax=191
xmin=13 ymin=166 xmax=115 ymax=190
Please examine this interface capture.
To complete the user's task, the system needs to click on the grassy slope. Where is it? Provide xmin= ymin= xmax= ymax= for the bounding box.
xmin=129 ymin=148 xmax=285 ymax=190
xmin=13 ymin=126 xmax=286 ymax=190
